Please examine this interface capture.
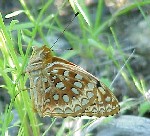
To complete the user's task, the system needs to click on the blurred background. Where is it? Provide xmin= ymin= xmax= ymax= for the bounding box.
xmin=0 ymin=0 xmax=150 ymax=136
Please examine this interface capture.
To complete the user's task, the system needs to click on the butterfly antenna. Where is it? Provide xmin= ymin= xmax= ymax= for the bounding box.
xmin=50 ymin=12 xmax=79 ymax=49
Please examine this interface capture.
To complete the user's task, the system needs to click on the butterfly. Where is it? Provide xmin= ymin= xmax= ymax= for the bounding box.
xmin=26 ymin=45 xmax=120 ymax=117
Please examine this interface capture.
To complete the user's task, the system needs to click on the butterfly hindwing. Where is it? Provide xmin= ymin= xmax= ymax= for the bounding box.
xmin=26 ymin=45 xmax=120 ymax=117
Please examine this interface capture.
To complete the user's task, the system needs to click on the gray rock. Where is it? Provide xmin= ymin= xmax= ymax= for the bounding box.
xmin=95 ymin=115 xmax=150 ymax=136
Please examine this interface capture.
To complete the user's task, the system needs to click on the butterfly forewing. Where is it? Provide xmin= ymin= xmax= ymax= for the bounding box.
xmin=26 ymin=45 xmax=120 ymax=117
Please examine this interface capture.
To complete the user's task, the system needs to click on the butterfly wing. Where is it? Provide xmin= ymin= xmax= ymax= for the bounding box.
xmin=38 ymin=57 xmax=120 ymax=117
xmin=26 ymin=46 xmax=120 ymax=117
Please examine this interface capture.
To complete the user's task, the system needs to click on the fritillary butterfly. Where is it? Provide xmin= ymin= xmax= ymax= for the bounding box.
xmin=26 ymin=45 xmax=120 ymax=117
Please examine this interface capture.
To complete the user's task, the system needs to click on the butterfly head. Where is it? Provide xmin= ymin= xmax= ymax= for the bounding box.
xmin=30 ymin=45 xmax=52 ymax=62
xmin=26 ymin=45 xmax=53 ymax=73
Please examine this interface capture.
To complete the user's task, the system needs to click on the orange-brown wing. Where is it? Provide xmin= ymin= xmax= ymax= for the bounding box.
xmin=31 ymin=56 xmax=120 ymax=117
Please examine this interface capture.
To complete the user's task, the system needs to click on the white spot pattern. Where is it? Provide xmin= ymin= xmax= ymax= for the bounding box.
xmin=51 ymin=69 xmax=58 ymax=74
xmin=53 ymin=108 xmax=63 ymax=113
xmin=52 ymin=76 xmax=57 ymax=79
xmin=63 ymin=95 xmax=69 ymax=103
xmin=74 ymin=82 xmax=82 ymax=88
xmin=81 ymin=98 xmax=89 ymax=105
xmin=105 ymin=96 xmax=111 ymax=102
xmin=45 ymin=86 xmax=51 ymax=93
xmin=64 ymin=71 xmax=69 ymax=76
xmin=65 ymin=108 xmax=72 ymax=113
xmin=56 ymin=82 xmax=64 ymax=89
xmin=53 ymin=94 xmax=59 ymax=100
xmin=75 ymin=74 xmax=83 ymax=80
xmin=65 ymin=78 xmax=69 ymax=81
xmin=75 ymin=105 xmax=81 ymax=112
xmin=46 ymin=62 xmax=60 ymax=69
xmin=87 ymin=91 xmax=94 ymax=99
xmin=88 ymin=83 xmax=95 ymax=90
xmin=71 ymin=88 xmax=79 ymax=94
